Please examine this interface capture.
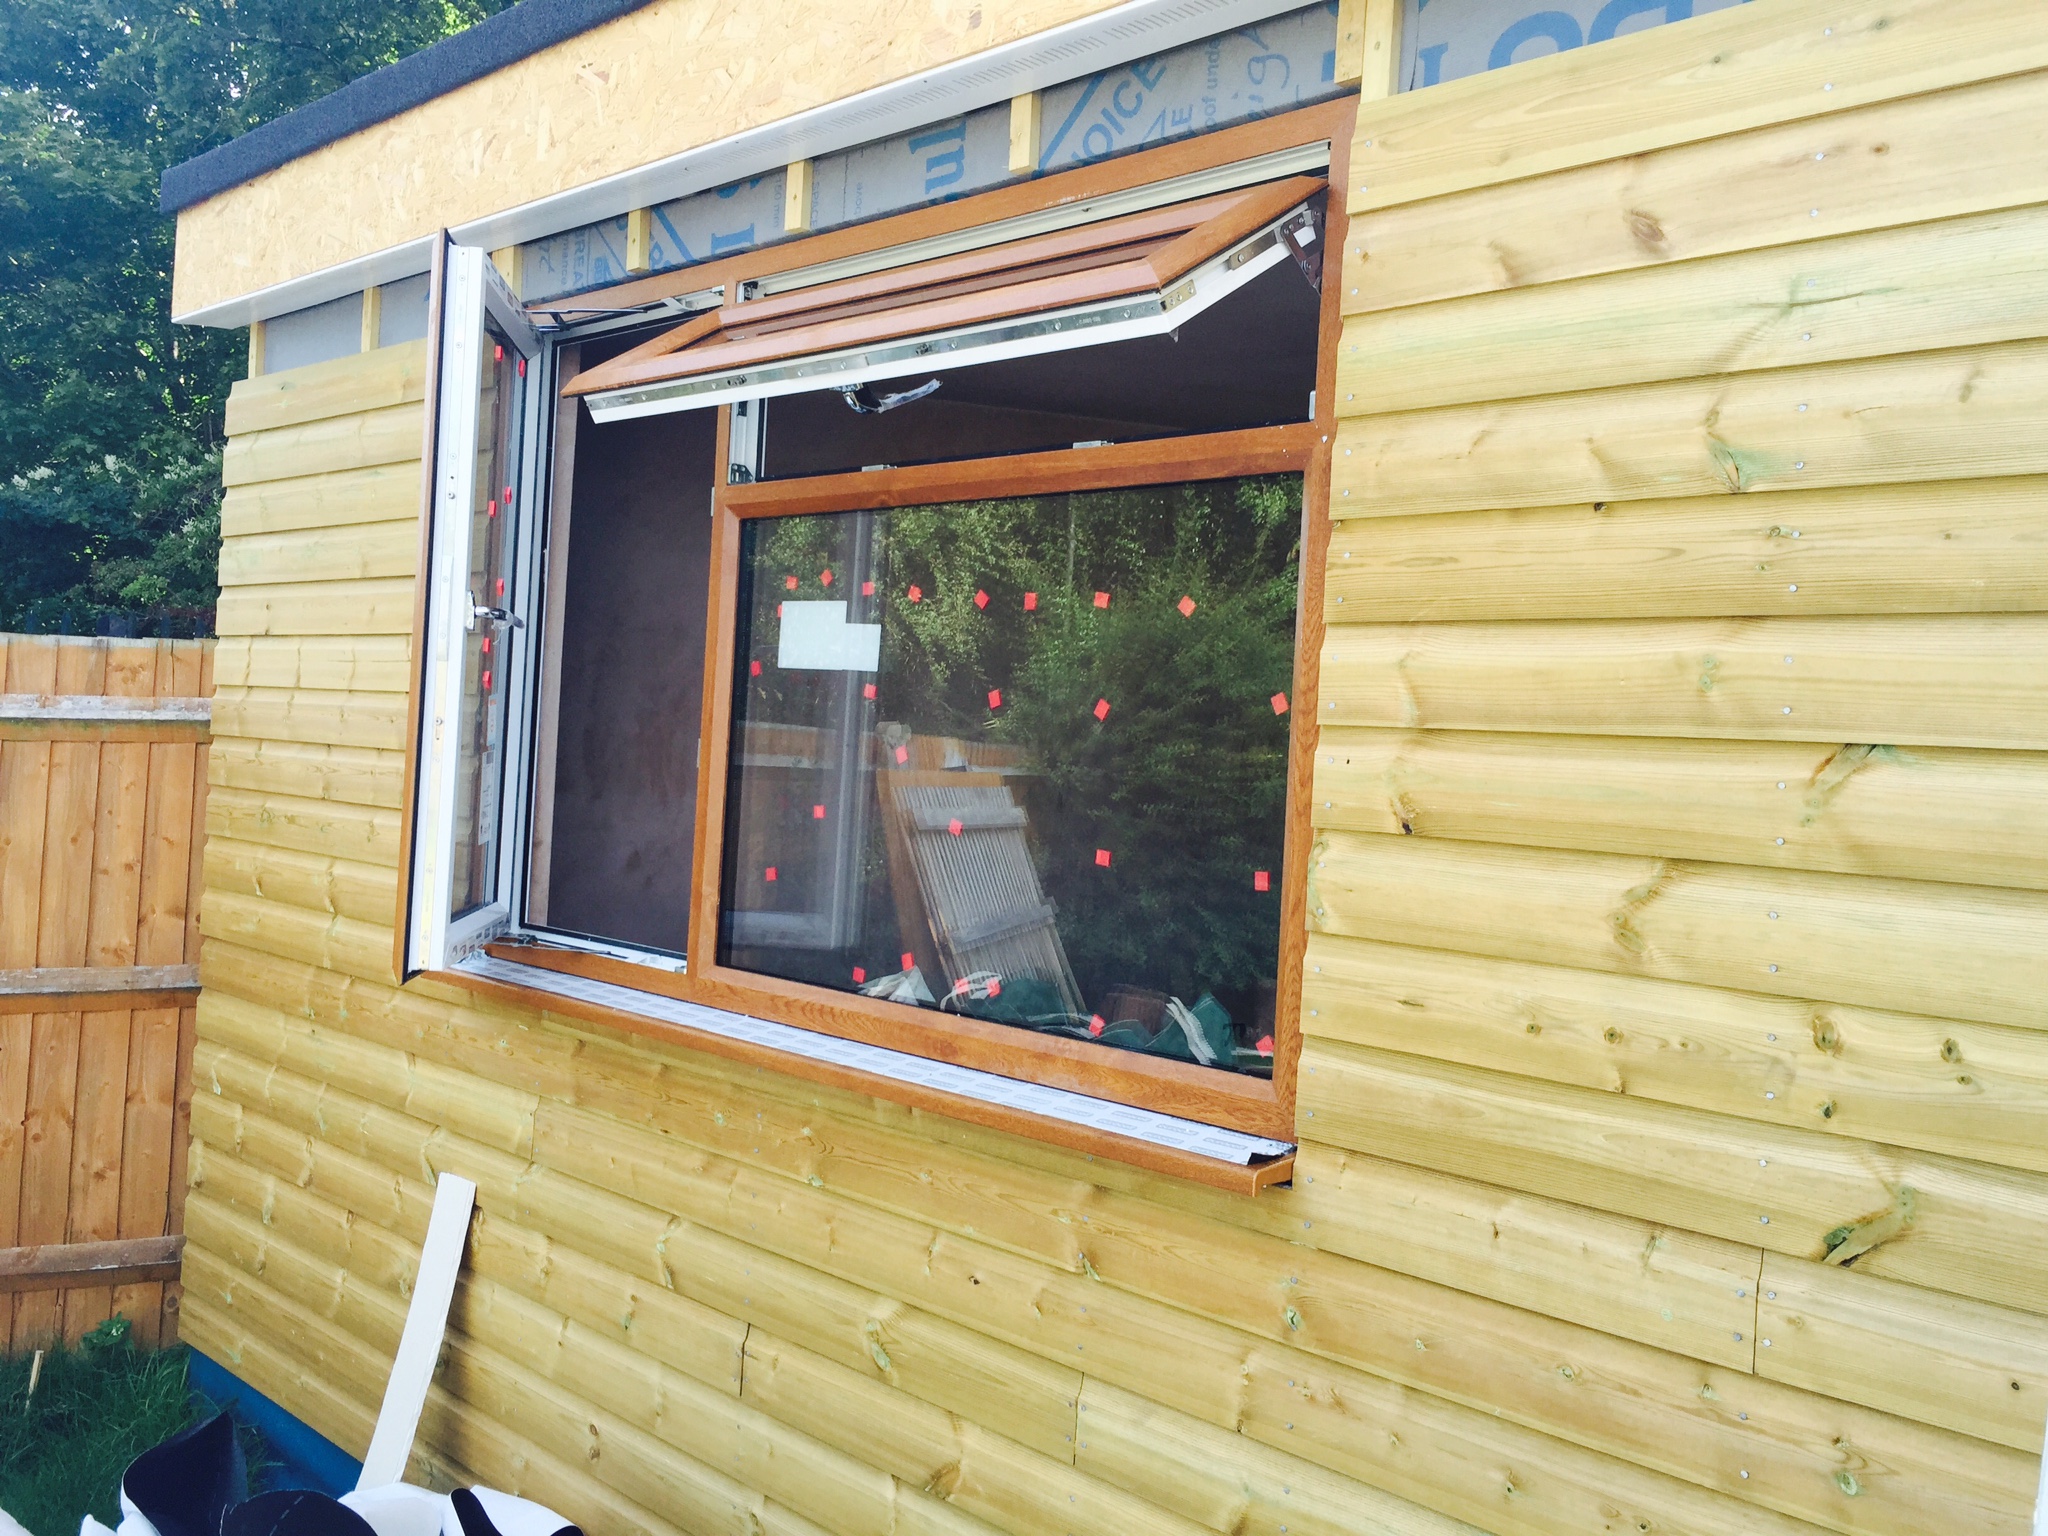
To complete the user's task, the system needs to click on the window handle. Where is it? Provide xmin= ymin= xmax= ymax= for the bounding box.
xmin=467 ymin=591 xmax=526 ymax=632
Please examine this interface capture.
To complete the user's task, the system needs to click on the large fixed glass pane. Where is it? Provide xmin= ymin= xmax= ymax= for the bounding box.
xmin=719 ymin=475 xmax=1300 ymax=1077
xmin=451 ymin=323 xmax=529 ymax=919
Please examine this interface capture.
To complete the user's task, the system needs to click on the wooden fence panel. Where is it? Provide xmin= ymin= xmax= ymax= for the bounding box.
xmin=0 ymin=635 xmax=208 ymax=1349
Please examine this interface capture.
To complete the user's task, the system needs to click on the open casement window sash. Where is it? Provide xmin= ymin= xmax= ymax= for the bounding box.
xmin=408 ymin=243 xmax=544 ymax=976
xmin=566 ymin=176 xmax=1325 ymax=423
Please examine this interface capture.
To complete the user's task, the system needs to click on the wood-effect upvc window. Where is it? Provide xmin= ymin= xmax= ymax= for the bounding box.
xmin=398 ymin=100 xmax=1354 ymax=1191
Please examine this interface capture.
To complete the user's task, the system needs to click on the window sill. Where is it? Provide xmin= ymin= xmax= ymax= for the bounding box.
xmin=449 ymin=949 xmax=1296 ymax=1196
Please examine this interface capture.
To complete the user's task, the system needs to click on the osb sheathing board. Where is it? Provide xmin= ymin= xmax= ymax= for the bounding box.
xmin=184 ymin=2 xmax=2048 ymax=1533
xmin=169 ymin=0 xmax=1131 ymax=318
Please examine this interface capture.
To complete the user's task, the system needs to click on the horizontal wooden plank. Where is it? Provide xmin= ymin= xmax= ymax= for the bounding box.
xmin=1075 ymin=1377 xmax=1486 ymax=1536
xmin=0 ymin=694 xmax=208 ymax=724
xmin=1324 ymin=477 xmax=2048 ymax=618
xmin=1346 ymin=0 xmax=2048 ymax=214
xmin=198 ymin=887 xmax=394 ymax=983
xmin=1344 ymin=66 xmax=2048 ymax=314
xmin=207 ymin=784 xmax=400 ymax=866
xmin=1321 ymin=615 xmax=2048 ymax=750
xmin=225 ymin=340 xmax=430 ymax=437
xmin=1309 ymin=830 xmax=2048 ymax=1031
xmin=0 ymin=965 xmax=200 ymax=1016
xmin=740 ymin=1330 xmax=1211 ymax=1536
xmin=1311 ymin=729 xmax=2048 ymax=890
xmin=217 ymin=578 xmax=419 ymax=638
xmin=211 ymin=636 xmax=413 ymax=694
xmin=207 ymin=737 xmax=405 ymax=810
xmin=220 ymin=461 xmax=424 ymax=539
xmin=219 ymin=521 xmax=420 ymax=588
xmin=1332 ymin=338 xmax=2048 ymax=517
xmin=1298 ymin=1040 xmax=2048 ymax=1318
xmin=1757 ymin=1253 xmax=2048 ymax=1452
xmin=1303 ymin=931 xmax=2048 ymax=1176
xmin=1340 ymin=203 xmax=2048 ymax=415
xmin=0 ymin=1235 xmax=183 ymax=1293
xmin=0 ymin=719 xmax=206 ymax=745
xmin=210 ymin=686 xmax=409 ymax=751
xmin=197 ymin=995 xmax=536 ymax=1156
xmin=221 ymin=402 xmax=423 ymax=488
xmin=203 ymin=835 xmax=397 ymax=927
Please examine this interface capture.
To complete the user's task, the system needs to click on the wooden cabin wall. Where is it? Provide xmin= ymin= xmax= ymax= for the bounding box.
xmin=184 ymin=12 xmax=2048 ymax=1536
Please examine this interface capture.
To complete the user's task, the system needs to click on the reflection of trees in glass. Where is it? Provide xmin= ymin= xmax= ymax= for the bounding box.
xmin=839 ymin=476 xmax=1298 ymax=1010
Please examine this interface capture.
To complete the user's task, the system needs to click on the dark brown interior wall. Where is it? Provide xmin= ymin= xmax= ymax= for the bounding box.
xmin=542 ymin=405 xmax=715 ymax=953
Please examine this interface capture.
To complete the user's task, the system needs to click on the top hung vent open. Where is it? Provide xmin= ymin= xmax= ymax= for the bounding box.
xmin=566 ymin=177 xmax=1326 ymax=423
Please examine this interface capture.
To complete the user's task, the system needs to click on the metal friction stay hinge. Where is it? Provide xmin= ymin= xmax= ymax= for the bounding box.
xmin=1277 ymin=202 xmax=1323 ymax=290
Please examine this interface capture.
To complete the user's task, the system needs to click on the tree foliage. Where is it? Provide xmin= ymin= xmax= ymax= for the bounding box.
xmin=0 ymin=0 xmax=510 ymax=632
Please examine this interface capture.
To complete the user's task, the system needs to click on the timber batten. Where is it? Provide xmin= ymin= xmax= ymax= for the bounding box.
xmin=171 ymin=0 xmax=2048 ymax=1532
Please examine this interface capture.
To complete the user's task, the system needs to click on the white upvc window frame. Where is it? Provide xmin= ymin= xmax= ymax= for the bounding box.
xmin=405 ymin=241 xmax=548 ymax=977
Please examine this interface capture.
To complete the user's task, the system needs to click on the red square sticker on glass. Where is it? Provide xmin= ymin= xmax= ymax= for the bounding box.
xmin=1093 ymin=698 xmax=1110 ymax=721
xmin=852 ymin=967 xmax=866 ymax=983
xmin=987 ymin=689 xmax=1001 ymax=709
xmin=901 ymin=951 xmax=915 ymax=971
xmin=949 ymin=818 xmax=964 ymax=836
xmin=764 ymin=866 xmax=778 ymax=881
xmin=862 ymin=580 xmax=874 ymax=596
xmin=820 ymin=569 xmax=833 ymax=587
xmin=1256 ymin=1035 xmax=1275 ymax=1056
xmin=1254 ymin=870 xmax=1270 ymax=892
xmin=750 ymin=660 xmax=762 ymax=676
xmin=1271 ymin=692 xmax=1290 ymax=715
xmin=863 ymin=683 xmax=877 ymax=699
xmin=785 ymin=574 xmax=799 ymax=590
xmin=1178 ymin=596 xmax=1197 ymax=617
xmin=907 ymin=584 xmax=922 ymax=602
xmin=1088 ymin=1015 xmax=1105 ymax=1037
xmin=974 ymin=590 xmax=989 ymax=609
xmin=813 ymin=804 xmax=826 ymax=820
xmin=895 ymin=745 xmax=909 ymax=764
xmin=1092 ymin=591 xmax=1110 ymax=608
xmin=1023 ymin=592 xmax=1037 ymax=611
xmin=1094 ymin=848 xmax=1112 ymax=867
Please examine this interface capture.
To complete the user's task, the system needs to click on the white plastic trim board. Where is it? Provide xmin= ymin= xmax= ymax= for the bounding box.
xmin=357 ymin=1172 xmax=478 ymax=1490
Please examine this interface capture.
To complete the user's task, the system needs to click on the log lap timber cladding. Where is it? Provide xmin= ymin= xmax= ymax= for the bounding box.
xmin=176 ymin=1 xmax=2048 ymax=1533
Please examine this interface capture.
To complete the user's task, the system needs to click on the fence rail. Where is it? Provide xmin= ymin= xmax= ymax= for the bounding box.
xmin=0 ymin=633 xmax=210 ymax=1350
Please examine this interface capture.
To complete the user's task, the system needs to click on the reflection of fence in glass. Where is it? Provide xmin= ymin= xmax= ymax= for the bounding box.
xmin=1401 ymin=0 xmax=1748 ymax=90
xmin=719 ymin=477 xmax=1300 ymax=1078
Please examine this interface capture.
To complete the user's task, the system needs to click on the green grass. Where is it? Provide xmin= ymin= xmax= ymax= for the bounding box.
xmin=0 ymin=1318 xmax=218 ymax=1536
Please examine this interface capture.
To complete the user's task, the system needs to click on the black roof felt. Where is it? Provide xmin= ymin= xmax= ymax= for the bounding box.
xmin=159 ymin=0 xmax=662 ymax=214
